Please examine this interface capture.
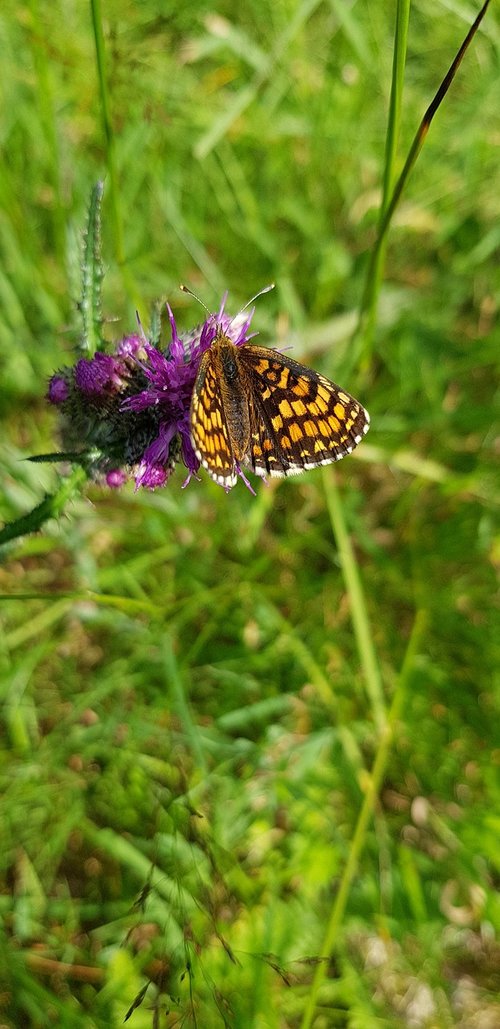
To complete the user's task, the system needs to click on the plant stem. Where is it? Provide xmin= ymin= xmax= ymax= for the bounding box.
xmin=0 ymin=466 xmax=87 ymax=548
xmin=355 ymin=0 xmax=492 ymax=363
xmin=323 ymin=467 xmax=385 ymax=730
xmin=360 ymin=0 xmax=411 ymax=363
xmin=300 ymin=609 xmax=428 ymax=1029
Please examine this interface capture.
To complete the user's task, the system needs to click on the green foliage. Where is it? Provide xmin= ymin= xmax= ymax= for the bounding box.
xmin=0 ymin=2 xmax=499 ymax=1027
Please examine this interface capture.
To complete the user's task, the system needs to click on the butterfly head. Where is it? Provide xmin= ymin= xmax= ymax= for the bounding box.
xmin=180 ymin=283 xmax=275 ymax=351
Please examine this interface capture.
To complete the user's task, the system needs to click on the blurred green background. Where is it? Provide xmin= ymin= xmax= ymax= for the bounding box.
xmin=1 ymin=1 xmax=499 ymax=1027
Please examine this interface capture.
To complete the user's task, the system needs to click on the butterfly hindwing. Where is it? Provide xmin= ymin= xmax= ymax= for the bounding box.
xmin=238 ymin=345 xmax=370 ymax=477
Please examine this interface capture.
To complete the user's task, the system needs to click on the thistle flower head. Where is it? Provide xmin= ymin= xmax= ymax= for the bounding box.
xmin=47 ymin=297 xmax=256 ymax=491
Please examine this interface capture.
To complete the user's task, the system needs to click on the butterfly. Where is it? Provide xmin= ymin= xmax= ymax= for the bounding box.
xmin=190 ymin=330 xmax=369 ymax=490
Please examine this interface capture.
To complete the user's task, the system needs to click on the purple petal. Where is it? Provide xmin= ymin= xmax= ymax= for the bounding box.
xmin=178 ymin=422 xmax=200 ymax=476
xmin=166 ymin=303 xmax=185 ymax=362
xmin=134 ymin=422 xmax=176 ymax=490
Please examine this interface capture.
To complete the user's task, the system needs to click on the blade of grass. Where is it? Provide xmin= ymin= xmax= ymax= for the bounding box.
xmin=300 ymin=608 xmax=428 ymax=1029
xmin=4 ymin=598 xmax=73 ymax=651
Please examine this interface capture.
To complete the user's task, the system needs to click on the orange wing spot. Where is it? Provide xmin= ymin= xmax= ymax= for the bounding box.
xmin=255 ymin=360 xmax=269 ymax=375
xmin=278 ymin=369 xmax=290 ymax=389
xmin=272 ymin=414 xmax=284 ymax=431
xmin=334 ymin=403 xmax=346 ymax=420
xmin=253 ymin=444 xmax=263 ymax=457
xmin=317 ymin=385 xmax=331 ymax=404
xmin=215 ymin=454 xmax=223 ymax=468
xmin=291 ymin=399 xmax=307 ymax=416
xmin=350 ymin=408 xmax=358 ymax=420
xmin=262 ymin=439 xmax=273 ymax=452
xmin=292 ymin=378 xmax=309 ymax=397
xmin=307 ymin=402 xmax=320 ymax=416
xmin=266 ymin=370 xmax=278 ymax=383
xmin=318 ymin=420 xmax=330 ymax=436
xmin=279 ymin=399 xmax=293 ymax=419
xmin=315 ymin=396 xmax=329 ymax=414
xmin=280 ymin=436 xmax=292 ymax=449
xmin=303 ymin=420 xmax=317 ymax=437
xmin=261 ymin=387 xmax=272 ymax=400
xmin=289 ymin=421 xmax=303 ymax=442
xmin=338 ymin=392 xmax=350 ymax=404
xmin=328 ymin=416 xmax=340 ymax=432
xmin=314 ymin=439 xmax=326 ymax=453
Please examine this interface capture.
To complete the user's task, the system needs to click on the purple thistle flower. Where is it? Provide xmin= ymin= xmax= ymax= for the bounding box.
xmin=122 ymin=298 xmax=256 ymax=490
xmin=106 ymin=469 xmax=128 ymax=488
xmin=75 ymin=353 xmax=122 ymax=395
xmin=47 ymin=375 xmax=69 ymax=404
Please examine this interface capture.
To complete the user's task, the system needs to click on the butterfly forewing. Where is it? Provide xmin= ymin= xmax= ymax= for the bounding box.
xmin=190 ymin=347 xmax=238 ymax=487
xmin=238 ymin=345 xmax=370 ymax=477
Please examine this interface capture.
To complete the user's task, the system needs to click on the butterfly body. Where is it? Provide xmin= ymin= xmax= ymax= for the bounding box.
xmin=190 ymin=330 xmax=369 ymax=490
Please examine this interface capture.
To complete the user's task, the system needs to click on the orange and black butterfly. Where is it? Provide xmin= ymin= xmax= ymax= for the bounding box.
xmin=190 ymin=319 xmax=369 ymax=490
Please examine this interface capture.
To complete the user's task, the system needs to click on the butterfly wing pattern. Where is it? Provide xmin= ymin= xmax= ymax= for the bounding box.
xmin=240 ymin=345 xmax=369 ymax=478
xmin=190 ymin=333 xmax=369 ymax=490
xmin=190 ymin=343 xmax=239 ymax=487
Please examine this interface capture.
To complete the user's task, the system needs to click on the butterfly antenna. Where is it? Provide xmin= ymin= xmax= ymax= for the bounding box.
xmin=227 ymin=283 xmax=275 ymax=329
xmin=179 ymin=283 xmax=212 ymax=317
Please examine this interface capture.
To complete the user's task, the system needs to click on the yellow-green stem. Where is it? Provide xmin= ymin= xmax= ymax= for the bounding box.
xmin=323 ymin=467 xmax=385 ymax=730
xmin=300 ymin=609 xmax=428 ymax=1028
xmin=361 ymin=0 xmax=411 ymax=362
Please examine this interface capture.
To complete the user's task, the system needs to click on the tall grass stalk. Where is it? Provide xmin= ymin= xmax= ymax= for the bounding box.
xmin=323 ymin=467 xmax=385 ymax=730
xmin=356 ymin=0 xmax=492 ymax=357
xmin=300 ymin=608 xmax=428 ymax=1029
xmin=359 ymin=0 xmax=411 ymax=364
